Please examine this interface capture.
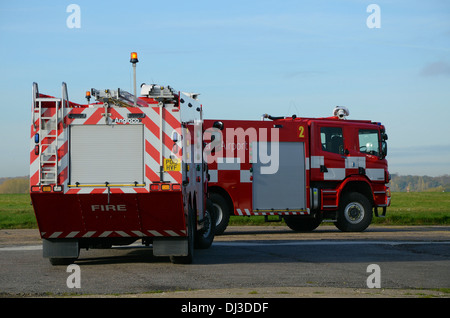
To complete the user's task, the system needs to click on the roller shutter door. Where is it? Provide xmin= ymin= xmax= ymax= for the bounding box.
xmin=70 ymin=125 xmax=144 ymax=185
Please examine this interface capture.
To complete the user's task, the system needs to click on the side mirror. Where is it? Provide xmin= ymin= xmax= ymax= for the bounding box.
xmin=381 ymin=141 xmax=388 ymax=158
xmin=212 ymin=121 xmax=224 ymax=130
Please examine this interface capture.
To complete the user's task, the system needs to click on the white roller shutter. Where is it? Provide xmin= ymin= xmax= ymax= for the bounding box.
xmin=70 ymin=125 xmax=144 ymax=185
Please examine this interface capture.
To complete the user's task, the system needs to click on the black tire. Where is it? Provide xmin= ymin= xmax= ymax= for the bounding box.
xmin=170 ymin=206 xmax=195 ymax=264
xmin=284 ymin=215 xmax=322 ymax=232
xmin=209 ymin=192 xmax=231 ymax=235
xmin=335 ymin=192 xmax=372 ymax=232
xmin=195 ymin=199 xmax=216 ymax=249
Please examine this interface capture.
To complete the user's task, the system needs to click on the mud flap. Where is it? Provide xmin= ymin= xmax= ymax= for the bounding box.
xmin=153 ymin=238 xmax=188 ymax=257
xmin=43 ymin=239 xmax=79 ymax=258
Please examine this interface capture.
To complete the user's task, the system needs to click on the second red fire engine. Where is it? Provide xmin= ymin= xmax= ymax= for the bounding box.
xmin=204 ymin=106 xmax=390 ymax=234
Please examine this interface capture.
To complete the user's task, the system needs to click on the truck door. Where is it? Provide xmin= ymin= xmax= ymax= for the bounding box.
xmin=310 ymin=122 xmax=347 ymax=181
xmin=252 ymin=141 xmax=307 ymax=212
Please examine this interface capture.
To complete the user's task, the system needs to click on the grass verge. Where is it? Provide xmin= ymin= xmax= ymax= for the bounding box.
xmin=0 ymin=194 xmax=36 ymax=229
xmin=229 ymin=192 xmax=450 ymax=226
xmin=0 ymin=192 xmax=449 ymax=229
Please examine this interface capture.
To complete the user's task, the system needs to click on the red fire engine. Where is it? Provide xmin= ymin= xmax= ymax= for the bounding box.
xmin=30 ymin=53 xmax=215 ymax=264
xmin=204 ymin=106 xmax=390 ymax=234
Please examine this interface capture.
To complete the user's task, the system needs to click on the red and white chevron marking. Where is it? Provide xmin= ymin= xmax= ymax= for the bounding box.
xmin=41 ymin=229 xmax=186 ymax=239
xmin=31 ymin=102 xmax=183 ymax=193
xmin=236 ymin=209 xmax=309 ymax=216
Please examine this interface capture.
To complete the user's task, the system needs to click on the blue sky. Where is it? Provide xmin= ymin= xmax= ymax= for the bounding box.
xmin=0 ymin=0 xmax=449 ymax=177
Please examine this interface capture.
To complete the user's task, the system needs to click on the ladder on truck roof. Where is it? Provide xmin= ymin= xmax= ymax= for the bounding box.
xmin=32 ymin=82 xmax=68 ymax=186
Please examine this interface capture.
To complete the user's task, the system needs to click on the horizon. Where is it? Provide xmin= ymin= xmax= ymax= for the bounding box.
xmin=2 ymin=172 xmax=450 ymax=180
xmin=0 ymin=1 xmax=449 ymax=177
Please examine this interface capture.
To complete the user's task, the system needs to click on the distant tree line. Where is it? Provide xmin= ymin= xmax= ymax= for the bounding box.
xmin=0 ymin=177 xmax=29 ymax=194
xmin=389 ymin=174 xmax=450 ymax=192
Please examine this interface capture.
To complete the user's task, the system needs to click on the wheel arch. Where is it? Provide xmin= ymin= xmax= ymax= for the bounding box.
xmin=339 ymin=177 xmax=374 ymax=206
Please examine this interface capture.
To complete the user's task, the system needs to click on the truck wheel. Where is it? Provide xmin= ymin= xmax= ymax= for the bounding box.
xmin=284 ymin=215 xmax=322 ymax=232
xmin=170 ymin=206 xmax=195 ymax=264
xmin=195 ymin=199 xmax=216 ymax=249
xmin=209 ymin=192 xmax=230 ymax=235
xmin=335 ymin=192 xmax=372 ymax=232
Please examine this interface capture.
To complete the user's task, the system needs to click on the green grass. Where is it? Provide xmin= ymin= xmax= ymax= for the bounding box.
xmin=229 ymin=192 xmax=450 ymax=226
xmin=0 ymin=192 xmax=449 ymax=229
xmin=372 ymin=192 xmax=450 ymax=225
xmin=0 ymin=194 xmax=37 ymax=229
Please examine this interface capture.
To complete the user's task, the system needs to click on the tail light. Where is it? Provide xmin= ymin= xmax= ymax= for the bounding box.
xmin=41 ymin=185 xmax=52 ymax=192
xmin=150 ymin=183 xmax=182 ymax=191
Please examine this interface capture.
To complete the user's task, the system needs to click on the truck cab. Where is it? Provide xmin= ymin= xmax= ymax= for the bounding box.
xmin=307 ymin=116 xmax=390 ymax=231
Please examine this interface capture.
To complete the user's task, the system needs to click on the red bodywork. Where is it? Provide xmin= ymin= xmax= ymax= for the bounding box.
xmin=203 ymin=116 xmax=390 ymax=218
xmin=30 ymin=88 xmax=195 ymax=243
xmin=30 ymin=192 xmax=186 ymax=240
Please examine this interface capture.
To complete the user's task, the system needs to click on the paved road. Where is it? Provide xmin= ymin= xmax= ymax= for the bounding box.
xmin=0 ymin=226 xmax=449 ymax=297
